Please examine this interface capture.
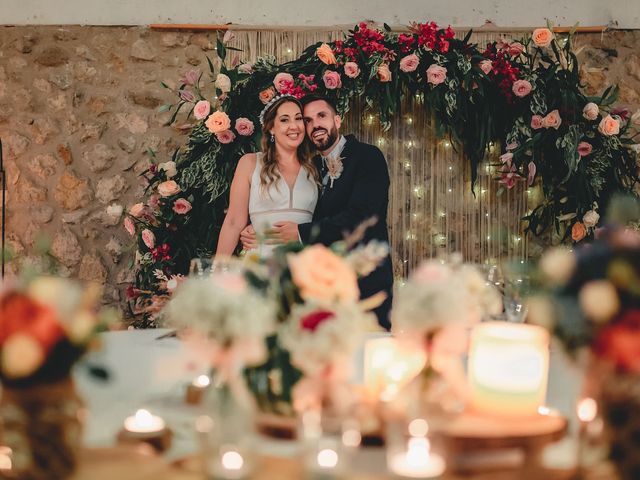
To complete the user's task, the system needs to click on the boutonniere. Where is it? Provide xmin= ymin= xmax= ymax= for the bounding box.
xmin=326 ymin=156 xmax=344 ymax=188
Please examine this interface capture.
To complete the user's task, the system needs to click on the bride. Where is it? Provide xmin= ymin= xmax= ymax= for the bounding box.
xmin=215 ymin=95 xmax=319 ymax=257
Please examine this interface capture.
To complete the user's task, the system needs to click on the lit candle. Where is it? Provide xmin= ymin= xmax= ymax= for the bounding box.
xmin=119 ymin=408 xmax=171 ymax=451
xmin=363 ymin=337 xmax=426 ymax=401
xmin=388 ymin=437 xmax=446 ymax=478
xmin=468 ymin=322 xmax=550 ymax=416
xmin=186 ymin=374 xmax=210 ymax=404
xmin=124 ymin=409 xmax=166 ymax=434
xmin=209 ymin=445 xmax=251 ymax=480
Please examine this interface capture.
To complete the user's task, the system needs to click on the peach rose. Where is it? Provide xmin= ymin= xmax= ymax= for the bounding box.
xmin=288 ymin=245 xmax=359 ymax=303
xmin=532 ymin=28 xmax=554 ymax=48
xmin=571 ymin=221 xmax=587 ymax=242
xmin=273 ymin=72 xmax=294 ymax=93
xmin=215 ymin=129 xmax=236 ymax=144
xmin=377 ymin=63 xmax=392 ymax=82
xmin=577 ymin=141 xmax=593 ymax=157
xmin=322 ymin=70 xmax=342 ymax=89
xmin=193 ymin=100 xmax=211 ymax=120
xmin=316 ymin=43 xmax=337 ymax=65
xmin=582 ymin=209 xmax=600 ymax=228
xmin=157 ymin=180 xmax=181 ymax=197
xmin=2 ymin=333 xmax=45 ymax=379
xmin=531 ymin=115 xmax=544 ymax=129
xmin=259 ymin=87 xmax=276 ymax=104
xmin=399 ymin=54 xmax=420 ymax=73
xmin=426 ymin=64 xmax=447 ymax=85
xmin=344 ymin=62 xmax=360 ymax=79
xmin=142 ymin=228 xmax=155 ymax=249
xmin=598 ymin=115 xmax=621 ymax=136
xmin=124 ymin=216 xmax=135 ymax=236
xmin=543 ymin=109 xmax=562 ymax=129
xmin=214 ymin=73 xmax=231 ymax=93
xmin=512 ymin=79 xmax=532 ymax=97
xmin=129 ymin=202 xmax=145 ymax=218
xmin=173 ymin=198 xmax=192 ymax=215
xmin=479 ymin=59 xmax=492 ymax=75
xmin=508 ymin=42 xmax=525 ymax=57
xmin=235 ymin=117 xmax=255 ymax=136
xmin=205 ymin=110 xmax=231 ymax=133
xmin=583 ymin=102 xmax=599 ymax=121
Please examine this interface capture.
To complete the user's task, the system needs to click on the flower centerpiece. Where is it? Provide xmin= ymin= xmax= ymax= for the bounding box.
xmin=0 ymin=275 xmax=112 ymax=479
xmin=391 ymin=257 xmax=502 ymax=415
xmin=529 ymin=199 xmax=640 ymax=478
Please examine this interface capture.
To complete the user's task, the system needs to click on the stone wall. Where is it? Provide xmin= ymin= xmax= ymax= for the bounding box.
xmin=1 ymin=26 xmax=639 ymax=310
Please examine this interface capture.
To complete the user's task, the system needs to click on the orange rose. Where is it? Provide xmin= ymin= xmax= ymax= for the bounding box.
xmin=258 ymin=87 xmax=276 ymax=105
xmin=377 ymin=63 xmax=392 ymax=83
xmin=571 ymin=221 xmax=587 ymax=242
xmin=316 ymin=43 xmax=337 ymax=65
xmin=598 ymin=115 xmax=621 ymax=136
xmin=532 ymin=28 xmax=554 ymax=48
xmin=288 ymin=245 xmax=359 ymax=304
xmin=205 ymin=110 xmax=231 ymax=133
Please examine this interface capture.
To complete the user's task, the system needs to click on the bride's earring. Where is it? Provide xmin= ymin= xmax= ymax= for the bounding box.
xmin=270 ymin=134 xmax=275 ymax=143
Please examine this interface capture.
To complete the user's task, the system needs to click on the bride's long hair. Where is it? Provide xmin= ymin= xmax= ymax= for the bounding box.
xmin=259 ymin=97 xmax=318 ymax=193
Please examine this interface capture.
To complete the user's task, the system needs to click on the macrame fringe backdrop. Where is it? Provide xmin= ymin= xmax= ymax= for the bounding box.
xmin=225 ymin=29 xmax=532 ymax=280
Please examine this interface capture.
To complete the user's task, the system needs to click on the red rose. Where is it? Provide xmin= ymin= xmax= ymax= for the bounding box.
xmin=300 ymin=310 xmax=336 ymax=332
xmin=593 ymin=310 xmax=640 ymax=373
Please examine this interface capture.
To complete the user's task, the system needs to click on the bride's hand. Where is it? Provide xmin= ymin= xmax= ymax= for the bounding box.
xmin=265 ymin=221 xmax=300 ymax=244
xmin=239 ymin=225 xmax=257 ymax=250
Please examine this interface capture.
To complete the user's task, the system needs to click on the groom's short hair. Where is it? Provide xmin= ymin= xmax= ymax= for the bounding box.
xmin=301 ymin=94 xmax=338 ymax=114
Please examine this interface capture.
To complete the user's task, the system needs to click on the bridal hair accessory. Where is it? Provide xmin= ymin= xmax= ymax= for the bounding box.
xmin=259 ymin=94 xmax=297 ymax=126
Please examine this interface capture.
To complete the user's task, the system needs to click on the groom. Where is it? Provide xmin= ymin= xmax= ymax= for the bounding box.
xmin=242 ymin=94 xmax=394 ymax=330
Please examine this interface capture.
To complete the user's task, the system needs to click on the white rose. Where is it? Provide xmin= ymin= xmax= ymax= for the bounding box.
xmin=582 ymin=210 xmax=600 ymax=228
xmin=579 ymin=280 xmax=620 ymax=323
xmin=539 ymin=247 xmax=576 ymax=286
xmin=214 ymin=73 xmax=232 ymax=93
xmin=582 ymin=102 xmax=599 ymax=121
xmin=106 ymin=203 xmax=124 ymax=219
xmin=159 ymin=161 xmax=177 ymax=179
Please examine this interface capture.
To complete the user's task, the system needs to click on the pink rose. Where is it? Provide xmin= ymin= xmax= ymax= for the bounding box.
xmin=528 ymin=161 xmax=536 ymax=186
xmin=512 ymin=79 xmax=532 ymax=98
xmin=148 ymin=194 xmax=160 ymax=210
xmin=426 ymin=64 xmax=447 ymax=85
xmin=273 ymin=72 xmax=294 ymax=93
xmin=344 ymin=62 xmax=360 ymax=79
xmin=532 ymin=28 xmax=554 ymax=48
xmin=543 ymin=109 xmax=562 ymax=129
xmin=157 ymin=180 xmax=181 ymax=197
xmin=531 ymin=115 xmax=544 ymax=129
xmin=124 ymin=216 xmax=135 ymax=236
xmin=129 ymin=203 xmax=145 ymax=218
xmin=181 ymin=69 xmax=200 ymax=86
xmin=322 ymin=70 xmax=342 ymax=90
xmin=399 ymin=54 xmax=419 ymax=73
xmin=235 ymin=117 xmax=255 ymax=136
xmin=598 ymin=115 xmax=620 ymax=136
xmin=173 ymin=198 xmax=192 ymax=215
xmin=506 ymin=142 xmax=519 ymax=151
xmin=193 ymin=100 xmax=211 ymax=120
xmin=583 ymin=102 xmax=599 ymax=121
xmin=216 ymin=129 xmax=236 ymax=144
xmin=577 ymin=142 xmax=593 ymax=157
xmin=179 ymin=90 xmax=195 ymax=103
xmin=500 ymin=152 xmax=513 ymax=167
xmin=142 ymin=229 xmax=155 ymax=250
xmin=377 ymin=63 xmax=392 ymax=82
xmin=479 ymin=59 xmax=492 ymax=75
xmin=508 ymin=42 xmax=525 ymax=57
xmin=238 ymin=63 xmax=253 ymax=74
xmin=288 ymin=245 xmax=359 ymax=303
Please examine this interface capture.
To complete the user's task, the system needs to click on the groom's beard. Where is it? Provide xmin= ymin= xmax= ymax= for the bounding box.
xmin=309 ymin=125 xmax=339 ymax=151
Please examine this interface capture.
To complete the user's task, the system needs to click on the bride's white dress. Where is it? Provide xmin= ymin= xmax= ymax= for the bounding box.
xmin=249 ymin=152 xmax=318 ymax=257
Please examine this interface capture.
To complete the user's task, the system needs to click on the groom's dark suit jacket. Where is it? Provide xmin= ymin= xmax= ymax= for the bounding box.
xmin=298 ymin=134 xmax=394 ymax=330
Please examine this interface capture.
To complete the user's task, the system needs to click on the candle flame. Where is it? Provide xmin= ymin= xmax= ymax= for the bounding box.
xmin=408 ymin=418 xmax=429 ymax=437
xmin=577 ymin=397 xmax=597 ymax=423
xmin=135 ymin=409 xmax=153 ymax=426
xmin=194 ymin=375 xmax=210 ymax=387
xmin=221 ymin=450 xmax=244 ymax=470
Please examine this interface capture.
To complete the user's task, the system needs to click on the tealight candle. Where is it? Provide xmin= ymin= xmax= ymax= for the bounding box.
xmin=186 ymin=374 xmax=211 ymax=404
xmin=118 ymin=409 xmax=171 ymax=452
xmin=208 ymin=445 xmax=251 ymax=480
xmin=388 ymin=437 xmax=446 ymax=478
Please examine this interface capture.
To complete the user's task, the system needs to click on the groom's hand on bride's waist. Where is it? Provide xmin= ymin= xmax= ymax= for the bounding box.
xmin=265 ymin=221 xmax=300 ymax=244
xmin=240 ymin=224 xmax=257 ymax=250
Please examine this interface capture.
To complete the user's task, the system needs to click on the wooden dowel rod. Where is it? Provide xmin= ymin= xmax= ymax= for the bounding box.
xmin=150 ymin=24 xmax=230 ymax=31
